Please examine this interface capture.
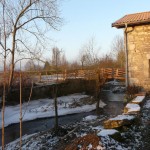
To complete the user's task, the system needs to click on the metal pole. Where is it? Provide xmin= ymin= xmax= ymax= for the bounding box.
xmin=124 ymin=23 xmax=129 ymax=87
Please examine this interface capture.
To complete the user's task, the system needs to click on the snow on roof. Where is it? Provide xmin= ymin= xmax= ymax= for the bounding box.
xmin=109 ymin=115 xmax=135 ymax=121
xmin=97 ymin=129 xmax=119 ymax=137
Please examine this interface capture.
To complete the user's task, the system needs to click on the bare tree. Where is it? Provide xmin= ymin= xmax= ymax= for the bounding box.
xmin=99 ymin=53 xmax=115 ymax=68
xmin=79 ymin=37 xmax=101 ymax=68
xmin=60 ymin=52 xmax=68 ymax=70
xmin=52 ymin=47 xmax=62 ymax=132
xmin=43 ymin=61 xmax=51 ymax=70
xmin=24 ymin=60 xmax=36 ymax=71
xmin=0 ymin=0 xmax=62 ymax=90
xmin=0 ymin=1 xmax=8 ymax=149
xmin=80 ymin=54 xmax=86 ymax=70
xmin=69 ymin=60 xmax=80 ymax=70
xmin=52 ymin=47 xmax=61 ymax=68
xmin=111 ymin=35 xmax=125 ymax=68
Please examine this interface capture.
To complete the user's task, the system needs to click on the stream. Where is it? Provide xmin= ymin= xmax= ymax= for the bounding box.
xmin=0 ymin=90 xmax=124 ymax=146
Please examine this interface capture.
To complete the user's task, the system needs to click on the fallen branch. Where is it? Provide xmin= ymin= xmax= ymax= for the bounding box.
xmin=60 ymin=125 xmax=80 ymax=141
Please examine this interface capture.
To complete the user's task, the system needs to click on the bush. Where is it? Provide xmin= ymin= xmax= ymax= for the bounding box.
xmin=124 ymin=85 xmax=142 ymax=102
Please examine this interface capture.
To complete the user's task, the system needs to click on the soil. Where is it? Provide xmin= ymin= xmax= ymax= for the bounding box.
xmin=64 ymin=134 xmax=101 ymax=150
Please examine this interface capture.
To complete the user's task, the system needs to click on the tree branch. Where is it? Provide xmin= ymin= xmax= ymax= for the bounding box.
xmin=14 ymin=0 xmax=38 ymax=27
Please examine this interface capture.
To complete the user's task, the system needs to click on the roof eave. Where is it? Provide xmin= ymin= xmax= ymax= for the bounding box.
xmin=112 ymin=20 xmax=150 ymax=29
xmin=112 ymin=23 xmax=125 ymax=28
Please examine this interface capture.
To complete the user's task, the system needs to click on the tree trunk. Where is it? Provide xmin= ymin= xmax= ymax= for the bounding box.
xmin=54 ymin=85 xmax=58 ymax=132
xmin=20 ymin=65 xmax=22 ymax=149
xmin=2 ymin=3 xmax=7 ymax=149
xmin=8 ymin=28 xmax=16 ymax=90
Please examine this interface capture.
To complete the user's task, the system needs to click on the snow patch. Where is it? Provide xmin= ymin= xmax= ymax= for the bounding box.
xmin=4 ymin=133 xmax=37 ymax=150
xmin=99 ymin=100 xmax=107 ymax=108
xmin=97 ymin=129 xmax=119 ymax=137
xmin=92 ymin=125 xmax=104 ymax=131
xmin=144 ymin=100 xmax=150 ymax=109
xmin=83 ymin=115 xmax=97 ymax=121
xmin=0 ymin=93 xmax=96 ymax=128
xmin=132 ymin=96 xmax=145 ymax=103
xmin=109 ymin=115 xmax=135 ymax=121
xmin=125 ymin=103 xmax=140 ymax=113
xmin=96 ymin=145 xmax=105 ymax=150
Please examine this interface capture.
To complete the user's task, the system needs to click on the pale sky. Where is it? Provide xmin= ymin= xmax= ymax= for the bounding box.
xmin=0 ymin=0 xmax=150 ymax=71
xmin=46 ymin=0 xmax=150 ymax=61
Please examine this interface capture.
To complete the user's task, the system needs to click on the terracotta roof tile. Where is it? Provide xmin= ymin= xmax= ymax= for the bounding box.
xmin=112 ymin=11 xmax=150 ymax=28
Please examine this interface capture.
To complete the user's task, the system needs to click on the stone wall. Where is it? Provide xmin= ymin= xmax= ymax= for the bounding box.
xmin=6 ymin=79 xmax=96 ymax=104
xmin=127 ymin=25 xmax=150 ymax=90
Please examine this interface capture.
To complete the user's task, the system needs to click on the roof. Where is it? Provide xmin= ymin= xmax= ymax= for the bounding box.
xmin=112 ymin=11 xmax=150 ymax=28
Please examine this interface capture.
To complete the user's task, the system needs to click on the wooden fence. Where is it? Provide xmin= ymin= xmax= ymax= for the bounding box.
xmin=0 ymin=68 xmax=125 ymax=87
xmin=100 ymin=68 xmax=125 ymax=80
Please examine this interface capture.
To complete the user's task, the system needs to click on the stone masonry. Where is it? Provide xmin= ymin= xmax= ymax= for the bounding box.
xmin=127 ymin=25 xmax=150 ymax=90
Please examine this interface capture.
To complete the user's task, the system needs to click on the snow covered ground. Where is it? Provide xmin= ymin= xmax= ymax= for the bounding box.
xmin=109 ymin=114 xmax=135 ymax=121
xmin=144 ymin=99 xmax=150 ymax=109
xmin=0 ymin=93 xmax=105 ymax=128
xmin=3 ymin=97 xmax=150 ymax=150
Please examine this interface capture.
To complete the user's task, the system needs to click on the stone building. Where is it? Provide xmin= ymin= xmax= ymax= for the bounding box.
xmin=112 ymin=11 xmax=150 ymax=90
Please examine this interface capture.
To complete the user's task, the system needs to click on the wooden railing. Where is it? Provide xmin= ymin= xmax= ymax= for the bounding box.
xmin=0 ymin=68 xmax=125 ymax=87
xmin=77 ymin=68 xmax=125 ymax=80
xmin=100 ymin=68 xmax=125 ymax=80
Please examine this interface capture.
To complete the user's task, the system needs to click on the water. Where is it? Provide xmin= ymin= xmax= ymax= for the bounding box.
xmin=0 ymin=90 xmax=124 ymax=146
xmin=100 ymin=90 xmax=124 ymax=117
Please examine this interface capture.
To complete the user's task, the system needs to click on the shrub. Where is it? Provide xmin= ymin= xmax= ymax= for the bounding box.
xmin=124 ymin=85 xmax=142 ymax=102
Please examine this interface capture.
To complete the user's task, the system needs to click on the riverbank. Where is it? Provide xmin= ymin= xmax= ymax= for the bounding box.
xmin=0 ymin=91 xmax=124 ymax=144
xmin=1 ymin=90 xmax=125 ymax=149
xmin=0 ymin=93 xmax=102 ymax=128
xmin=3 ymin=94 xmax=150 ymax=150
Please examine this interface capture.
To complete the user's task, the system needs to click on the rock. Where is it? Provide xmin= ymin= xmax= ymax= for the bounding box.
xmin=103 ymin=115 xmax=135 ymax=129
xmin=124 ymin=103 xmax=140 ymax=114
xmin=97 ymin=129 xmax=119 ymax=137
xmin=131 ymin=96 xmax=145 ymax=105
xmin=83 ymin=115 xmax=97 ymax=122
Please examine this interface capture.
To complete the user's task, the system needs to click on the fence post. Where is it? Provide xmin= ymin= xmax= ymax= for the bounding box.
xmin=112 ymin=68 xmax=114 ymax=79
xmin=116 ymin=69 xmax=119 ymax=79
